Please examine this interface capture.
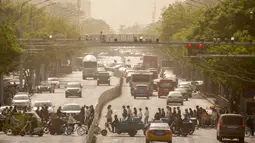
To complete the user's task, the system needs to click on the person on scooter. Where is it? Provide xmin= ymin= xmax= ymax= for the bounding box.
xmin=67 ymin=114 xmax=76 ymax=132
xmin=30 ymin=115 xmax=38 ymax=134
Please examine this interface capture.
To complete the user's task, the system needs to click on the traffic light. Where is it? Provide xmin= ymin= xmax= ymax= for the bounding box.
xmin=187 ymin=44 xmax=192 ymax=56
xmin=198 ymin=44 xmax=204 ymax=54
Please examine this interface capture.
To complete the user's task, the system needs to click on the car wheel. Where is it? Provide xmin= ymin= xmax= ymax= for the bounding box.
xmin=97 ymin=82 xmax=99 ymax=86
xmin=218 ymin=136 xmax=222 ymax=142
xmin=134 ymin=96 xmax=136 ymax=99
xmin=147 ymin=96 xmax=149 ymax=99
xmin=65 ymin=95 xmax=68 ymax=98
xmin=181 ymin=102 xmax=183 ymax=105
xmin=145 ymin=139 xmax=150 ymax=143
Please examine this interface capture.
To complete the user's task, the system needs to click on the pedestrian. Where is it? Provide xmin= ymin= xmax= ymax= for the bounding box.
xmin=90 ymin=105 xmax=95 ymax=118
xmin=144 ymin=107 xmax=149 ymax=125
xmin=127 ymin=106 xmax=132 ymax=117
xmin=79 ymin=107 xmax=85 ymax=124
xmin=133 ymin=107 xmax=137 ymax=117
xmin=122 ymin=106 xmax=127 ymax=119
xmin=106 ymin=105 xmax=113 ymax=123
xmin=161 ymin=108 xmax=165 ymax=118
xmin=138 ymin=108 xmax=142 ymax=120
xmin=158 ymin=108 xmax=162 ymax=118
xmin=246 ymin=116 xmax=254 ymax=136
xmin=57 ymin=106 xmax=62 ymax=118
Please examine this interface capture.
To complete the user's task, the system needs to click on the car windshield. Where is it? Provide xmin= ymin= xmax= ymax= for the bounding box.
xmin=132 ymin=74 xmax=150 ymax=82
xmin=159 ymin=82 xmax=173 ymax=88
xmin=67 ymin=83 xmax=80 ymax=88
xmin=99 ymin=72 xmax=109 ymax=76
xmin=34 ymin=102 xmax=52 ymax=107
xmin=48 ymin=78 xmax=58 ymax=81
xmin=14 ymin=96 xmax=28 ymax=100
xmin=222 ymin=116 xmax=243 ymax=125
xmin=150 ymin=123 xmax=169 ymax=129
xmin=175 ymin=88 xmax=186 ymax=91
xmin=83 ymin=62 xmax=97 ymax=68
xmin=63 ymin=105 xmax=80 ymax=111
xmin=41 ymin=82 xmax=50 ymax=85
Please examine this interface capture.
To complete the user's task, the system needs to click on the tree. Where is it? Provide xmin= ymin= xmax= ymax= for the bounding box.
xmin=159 ymin=0 xmax=255 ymax=100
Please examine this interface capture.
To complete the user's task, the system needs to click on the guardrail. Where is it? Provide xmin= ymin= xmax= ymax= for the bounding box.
xmin=86 ymin=71 xmax=123 ymax=143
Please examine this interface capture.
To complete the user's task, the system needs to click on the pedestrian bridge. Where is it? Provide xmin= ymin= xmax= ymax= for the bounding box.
xmin=17 ymin=34 xmax=255 ymax=50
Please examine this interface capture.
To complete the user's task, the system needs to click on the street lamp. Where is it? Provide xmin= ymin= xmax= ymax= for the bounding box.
xmin=29 ymin=0 xmax=50 ymax=37
xmin=250 ymin=11 xmax=253 ymax=20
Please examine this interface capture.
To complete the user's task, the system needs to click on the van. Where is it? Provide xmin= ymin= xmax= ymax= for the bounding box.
xmin=216 ymin=114 xmax=245 ymax=142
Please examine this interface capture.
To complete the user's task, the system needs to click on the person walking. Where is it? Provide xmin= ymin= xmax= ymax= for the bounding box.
xmin=144 ymin=107 xmax=149 ymax=125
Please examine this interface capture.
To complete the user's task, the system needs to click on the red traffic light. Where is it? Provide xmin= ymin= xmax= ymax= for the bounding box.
xmin=198 ymin=44 xmax=203 ymax=49
xmin=188 ymin=44 xmax=192 ymax=48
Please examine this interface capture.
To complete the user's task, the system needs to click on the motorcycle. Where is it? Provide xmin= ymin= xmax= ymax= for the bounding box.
xmin=170 ymin=121 xmax=192 ymax=137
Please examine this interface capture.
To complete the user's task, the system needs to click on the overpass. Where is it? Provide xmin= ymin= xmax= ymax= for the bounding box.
xmin=17 ymin=34 xmax=255 ymax=51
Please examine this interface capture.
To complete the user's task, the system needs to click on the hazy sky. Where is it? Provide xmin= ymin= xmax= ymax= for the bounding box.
xmin=90 ymin=0 xmax=181 ymax=30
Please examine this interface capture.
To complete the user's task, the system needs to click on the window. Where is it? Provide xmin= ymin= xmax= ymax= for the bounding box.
xmin=14 ymin=96 xmax=28 ymax=100
xmin=83 ymin=62 xmax=97 ymax=68
xmin=132 ymin=75 xmax=150 ymax=82
xmin=63 ymin=105 xmax=80 ymax=111
xmin=34 ymin=102 xmax=52 ymax=107
xmin=99 ymin=72 xmax=109 ymax=76
xmin=67 ymin=83 xmax=80 ymax=88
xmin=222 ymin=116 xmax=243 ymax=125
xmin=159 ymin=82 xmax=173 ymax=88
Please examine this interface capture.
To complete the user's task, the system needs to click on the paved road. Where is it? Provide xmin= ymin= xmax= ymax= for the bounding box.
xmin=0 ymin=56 xmax=121 ymax=143
xmin=97 ymin=67 xmax=255 ymax=143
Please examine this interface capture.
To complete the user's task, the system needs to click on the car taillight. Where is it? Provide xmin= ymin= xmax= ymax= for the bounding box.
xmin=154 ymin=74 xmax=158 ymax=78
xmin=166 ymin=130 xmax=172 ymax=134
xmin=242 ymin=123 xmax=245 ymax=127
xmin=219 ymin=122 xmax=222 ymax=127
xmin=149 ymin=130 xmax=155 ymax=134
xmin=134 ymin=88 xmax=138 ymax=92
xmin=146 ymin=88 xmax=149 ymax=92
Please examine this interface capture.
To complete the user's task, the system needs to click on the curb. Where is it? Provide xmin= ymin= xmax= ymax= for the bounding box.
xmin=198 ymin=92 xmax=215 ymax=105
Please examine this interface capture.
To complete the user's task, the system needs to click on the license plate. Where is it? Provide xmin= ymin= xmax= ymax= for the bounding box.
xmin=155 ymin=131 xmax=165 ymax=136
xmin=228 ymin=126 xmax=237 ymax=129
xmin=139 ymin=89 xmax=145 ymax=92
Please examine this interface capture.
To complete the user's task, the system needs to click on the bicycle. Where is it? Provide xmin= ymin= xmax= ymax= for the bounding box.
xmin=245 ymin=126 xmax=252 ymax=137
xmin=65 ymin=122 xmax=88 ymax=136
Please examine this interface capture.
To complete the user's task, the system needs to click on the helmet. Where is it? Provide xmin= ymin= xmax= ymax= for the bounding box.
xmin=210 ymin=106 xmax=215 ymax=109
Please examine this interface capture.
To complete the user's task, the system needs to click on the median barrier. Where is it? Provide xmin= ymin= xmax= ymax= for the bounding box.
xmin=86 ymin=77 xmax=123 ymax=143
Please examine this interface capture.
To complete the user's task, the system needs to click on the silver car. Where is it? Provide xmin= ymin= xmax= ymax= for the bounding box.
xmin=166 ymin=91 xmax=184 ymax=105
xmin=65 ymin=82 xmax=82 ymax=98
xmin=175 ymin=87 xmax=189 ymax=101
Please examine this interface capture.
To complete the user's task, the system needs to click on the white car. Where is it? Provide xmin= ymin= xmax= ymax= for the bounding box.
xmin=62 ymin=103 xmax=81 ymax=115
xmin=12 ymin=93 xmax=31 ymax=108
xmin=32 ymin=101 xmax=54 ymax=113
xmin=48 ymin=77 xmax=60 ymax=88
xmin=166 ymin=91 xmax=184 ymax=105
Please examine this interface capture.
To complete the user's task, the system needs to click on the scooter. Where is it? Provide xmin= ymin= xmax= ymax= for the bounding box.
xmin=170 ymin=121 xmax=191 ymax=137
xmin=19 ymin=122 xmax=43 ymax=137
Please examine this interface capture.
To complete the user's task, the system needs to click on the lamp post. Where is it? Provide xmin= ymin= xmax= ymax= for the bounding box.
xmin=29 ymin=0 xmax=50 ymax=37
xmin=19 ymin=0 xmax=33 ymax=91
xmin=250 ymin=11 xmax=253 ymax=20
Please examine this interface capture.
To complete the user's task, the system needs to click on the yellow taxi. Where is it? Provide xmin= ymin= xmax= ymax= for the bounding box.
xmin=145 ymin=122 xmax=172 ymax=143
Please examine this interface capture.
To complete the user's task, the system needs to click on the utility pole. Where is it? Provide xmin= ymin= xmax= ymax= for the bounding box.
xmin=0 ymin=0 xmax=3 ymax=105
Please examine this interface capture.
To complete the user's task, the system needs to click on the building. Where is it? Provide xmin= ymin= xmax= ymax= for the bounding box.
xmin=82 ymin=0 xmax=91 ymax=19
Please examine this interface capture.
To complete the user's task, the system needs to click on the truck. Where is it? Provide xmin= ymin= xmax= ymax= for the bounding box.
xmin=82 ymin=55 xmax=98 ymax=80
xmin=142 ymin=56 xmax=158 ymax=70
xmin=161 ymin=60 xmax=174 ymax=68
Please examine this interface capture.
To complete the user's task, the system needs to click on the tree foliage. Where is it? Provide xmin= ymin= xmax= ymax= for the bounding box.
xmin=159 ymin=0 xmax=255 ymax=92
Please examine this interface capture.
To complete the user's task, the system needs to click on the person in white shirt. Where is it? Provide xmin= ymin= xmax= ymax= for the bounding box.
xmin=144 ymin=107 xmax=149 ymax=124
xmin=127 ymin=105 xmax=132 ymax=117
xmin=138 ymin=108 xmax=143 ymax=120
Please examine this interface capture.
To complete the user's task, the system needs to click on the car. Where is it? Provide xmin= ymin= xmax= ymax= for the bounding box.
xmin=48 ymin=77 xmax=60 ymax=88
xmin=217 ymin=114 xmax=245 ymax=142
xmin=97 ymin=72 xmax=110 ymax=85
xmin=62 ymin=103 xmax=81 ymax=115
xmin=32 ymin=101 xmax=54 ymax=113
xmin=178 ymin=82 xmax=192 ymax=97
xmin=12 ymin=93 xmax=31 ymax=109
xmin=133 ymin=84 xmax=150 ymax=99
xmin=175 ymin=87 xmax=189 ymax=101
xmin=145 ymin=122 xmax=172 ymax=143
xmin=65 ymin=82 xmax=82 ymax=98
xmin=166 ymin=91 xmax=183 ymax=105
xmin=37 ymin=81 xmax=55 ymax=93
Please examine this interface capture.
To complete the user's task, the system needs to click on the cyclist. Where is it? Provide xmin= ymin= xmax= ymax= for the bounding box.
xmin=67 ymin=114 xmax=76 ymax=132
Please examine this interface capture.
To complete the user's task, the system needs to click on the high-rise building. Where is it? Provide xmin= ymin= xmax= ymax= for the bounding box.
xmin=82 ymin=0 xmax=91 ymax=19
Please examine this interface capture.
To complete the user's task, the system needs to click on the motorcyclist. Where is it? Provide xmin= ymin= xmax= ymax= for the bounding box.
xmin=246 ymin=116 xmax=254 ymax=136
xmin=57 ymin=107 xmax=62 ymax=118
xmin=211 ymin=106 xmax=218 ymax=126
xmin=67 ymin=114 xmax=76 ymax=132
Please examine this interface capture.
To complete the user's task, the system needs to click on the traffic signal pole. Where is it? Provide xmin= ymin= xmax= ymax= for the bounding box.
xmin=0 ymin=0 xmax=3 ymax=105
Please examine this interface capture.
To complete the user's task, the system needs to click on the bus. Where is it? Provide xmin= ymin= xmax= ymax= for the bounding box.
xmin=82 ymin=55 xmax=98 ymax=80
